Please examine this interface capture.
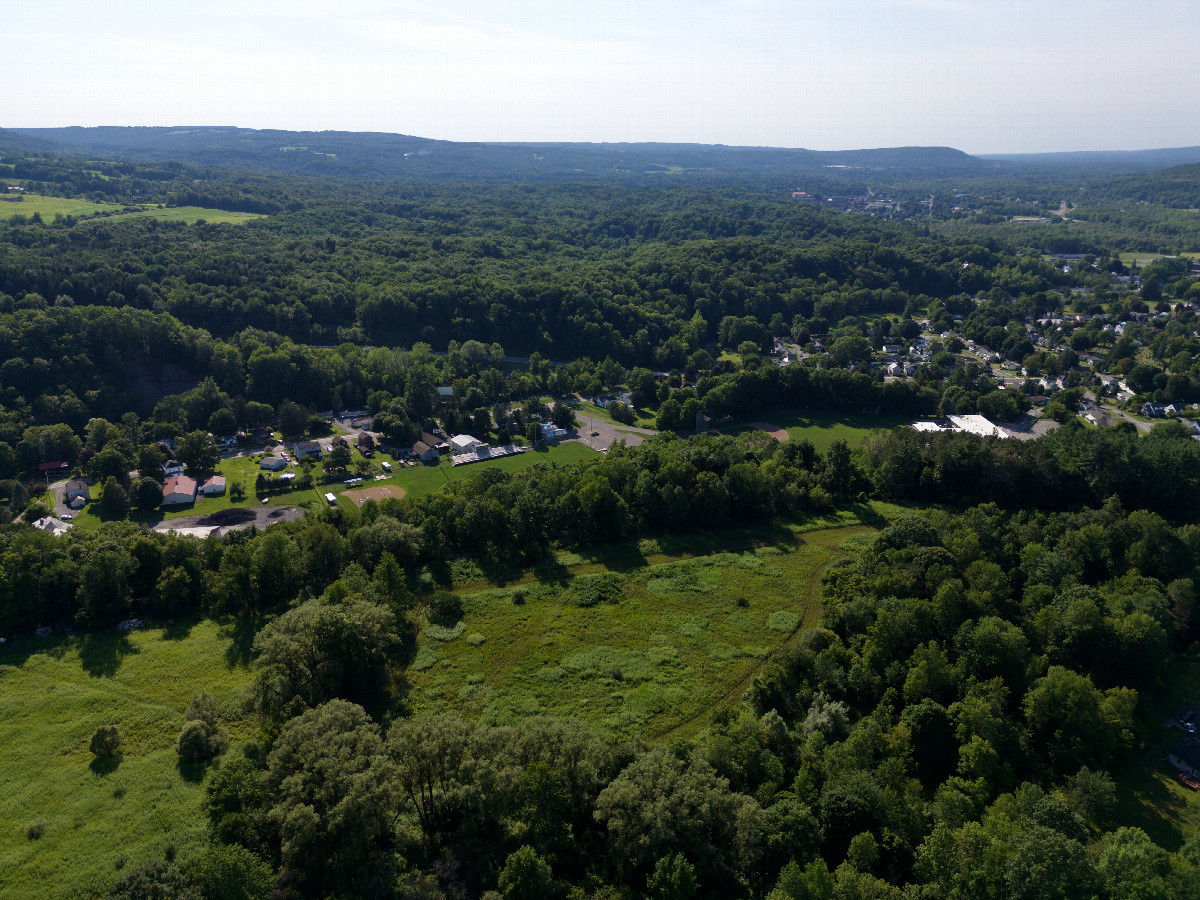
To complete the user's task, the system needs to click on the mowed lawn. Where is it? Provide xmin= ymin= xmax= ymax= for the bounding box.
xmin=361 ymin=440 xmax=598 ymax=504
xmin=720 ymin=408 xmax=912 ymax=453
xmin=0 ymin=621 xmax=255 ymax=900
xmin=409 ymin=522 xmax=872 ymax=739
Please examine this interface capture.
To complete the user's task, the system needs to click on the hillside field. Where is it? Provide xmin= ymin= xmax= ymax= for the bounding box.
xmin=409 ymin=520 xmax=876 ymax=738
xmin=0 ymin=620 xmax=255 ymax=900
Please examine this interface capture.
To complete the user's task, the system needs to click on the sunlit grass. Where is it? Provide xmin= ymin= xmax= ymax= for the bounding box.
xmin=0 ymin=620 xmax=255 ymax=900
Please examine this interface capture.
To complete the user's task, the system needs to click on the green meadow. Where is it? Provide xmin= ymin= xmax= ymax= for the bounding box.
xmin=107 ymin=206 xmax=264 ymax=225
xmin=720 ymin=407 xmax=912 ymax=453
xmin=0 ymin=193 xmax=123 ymax=220
xmin=409 ymin=521 xmax=874 ymax=739
xmin=0 ymin=620 xmax=255 ymax=900
xmin=0 ymin=192 xmax=263 ymax=226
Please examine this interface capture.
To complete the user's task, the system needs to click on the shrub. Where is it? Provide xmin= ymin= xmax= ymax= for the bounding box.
xmin=90 ymin=725 xmax=122 ymax=758
xmin=177 ymin=719 xmax=226 ymax=763
xmin=27 ymin=821 xmax=45 ymax=840
xmin=428 ymin=592 xmax=463 ymax=624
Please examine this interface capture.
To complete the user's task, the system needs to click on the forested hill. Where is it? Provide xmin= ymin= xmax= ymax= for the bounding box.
xmin=0 ymin=126 xmax=988 ymax=181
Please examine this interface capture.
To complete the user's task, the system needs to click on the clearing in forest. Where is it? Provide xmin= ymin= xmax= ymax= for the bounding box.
xmin=722 ymin=408 xmax=911 ymax=453
xmin=408 ymin=522 xmax=873 ymax=739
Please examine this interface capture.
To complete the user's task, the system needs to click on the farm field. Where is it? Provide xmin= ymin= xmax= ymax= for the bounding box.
xmin=0 ymin=193 xmax=263 ymax=226
xmin=408 ymin=520 xmax=873 ymax=738
xmin=0 ymin=620 xmax=255 ymax=900
xmin=106 ymin=206 xmax=265 ymax=225
xmin=0 ymin=192 xmax=123 ymax=220
xmin=719 ymin=407 xmax=913 ymax=452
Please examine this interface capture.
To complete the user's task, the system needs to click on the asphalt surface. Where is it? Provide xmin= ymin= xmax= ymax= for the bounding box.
xmin=571 ymin=412 xmax=657 ymax=451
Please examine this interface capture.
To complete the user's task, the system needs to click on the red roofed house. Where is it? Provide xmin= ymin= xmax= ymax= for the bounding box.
xmin=200 ymin=475 xmax=226 ymax=496
xmin=162 ymin=475 xmax=198 ymax=507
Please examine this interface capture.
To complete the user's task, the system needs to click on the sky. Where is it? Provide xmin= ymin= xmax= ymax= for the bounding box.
xmin=4 ymin=0 xmax=1198 ymax=154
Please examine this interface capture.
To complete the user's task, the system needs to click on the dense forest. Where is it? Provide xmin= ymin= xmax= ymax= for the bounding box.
xmin=3 ymin=133 xmax=1200 ymax=899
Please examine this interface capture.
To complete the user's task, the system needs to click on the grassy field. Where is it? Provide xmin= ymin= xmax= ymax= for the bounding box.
xmin=0 ymin=193 xmax=263 ymax=226
xmin=1119 ymin=251 xmax=1175 ymax=267
xmin=408 ymin=516 xmax=879 ymax=739
xmin=719 ymin=408 xmax=912 ymax=453
xmin=576 ymin=400 xmax=656 ymax=430
xmin=0 ymin=193 xmax=123 ymax=220
xmin=106 ymin=206 xmax=265 ymax=226
xmin=0 ymin=620 xmax=255 ymax=900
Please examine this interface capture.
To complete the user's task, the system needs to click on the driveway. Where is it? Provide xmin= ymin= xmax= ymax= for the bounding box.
xmin=48 ymin=478 xmax=74 ymax=516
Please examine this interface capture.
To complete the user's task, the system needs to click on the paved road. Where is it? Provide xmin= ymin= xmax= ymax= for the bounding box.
xmin=572 ymin=412 xmax=658 ymax=451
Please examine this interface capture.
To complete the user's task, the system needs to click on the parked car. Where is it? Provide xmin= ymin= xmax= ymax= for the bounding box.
xmin=1180 ymin=773 xmax=1200 ymax=791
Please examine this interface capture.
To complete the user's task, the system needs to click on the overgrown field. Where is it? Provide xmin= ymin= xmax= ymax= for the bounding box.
xmin=0 ymin=621 xmax=255 ymax=900
xmin=409 ymin=524 xmax=871 ymax=738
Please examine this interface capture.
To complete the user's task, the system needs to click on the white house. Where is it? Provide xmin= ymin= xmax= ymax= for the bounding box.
xmin=201 ymin=475 xmax=226 ymax=496
xmin=163 ymin=460 xmax=185 ymax=478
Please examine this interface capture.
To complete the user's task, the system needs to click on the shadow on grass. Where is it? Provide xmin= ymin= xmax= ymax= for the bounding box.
xmin=161 ymin=617 xmax=196 ymax=642
xmin=843 ymin=502 xmax=888 ymax=529
xmin=89 ymin=754 xmax=121 ymax=777
xmin=79 ymin=632 xmax=137 ymax=678
xmin=221 ymin=617 xmax=262 ymax=668
xmin=176 ymin=758 xmax=207 ymax=784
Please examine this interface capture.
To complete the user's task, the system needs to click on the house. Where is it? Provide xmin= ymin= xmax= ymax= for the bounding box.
xmin=1142 ymin=403 xmax=1166 ymax=418
xmin=64 ymin=479 xmax=91 ymax=507
xmin=200 ymin=475 xmax=226 ymax=496
xmin=32 ymin=516 xmax=72 ymax=537
xmin=420 ymin=431 xmax=450 ymax=453
xmin=356 ymin=433 xmax=376 ymax=456
xmin=1171 ymin=736 xmax=1200 ymax=777
xmin=451 ymin=434 xmax=485 ymax=454
xmin=217 ymin=434 xmax=238 ymax=451
xmin=412 ymin=440 xmax=441 ymax=463
xmin=259 ymin=456 xmax=287 ymax=471
xmin=162 ymin=475 xmax=198 ymax=507
xmin=437 ymin=386 xmax=454 ymax=399
xmin=38 ymin=461 xmax=69 ymax=477
xmin=163 ymin=460 xmax=185 ymax=478
xmin=292 ymin=440 xmax=322 ymax=459
xmin=541 ymin=423 xmax=568 ymax=441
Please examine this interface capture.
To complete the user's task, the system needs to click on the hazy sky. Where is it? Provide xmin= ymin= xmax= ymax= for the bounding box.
xmin=4 ymin=0 xmax=1197 ymax=153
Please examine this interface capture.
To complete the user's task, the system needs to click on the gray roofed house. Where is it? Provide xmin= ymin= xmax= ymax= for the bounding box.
xmin=1170 ymin=736 xmax=1200 ymax=776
